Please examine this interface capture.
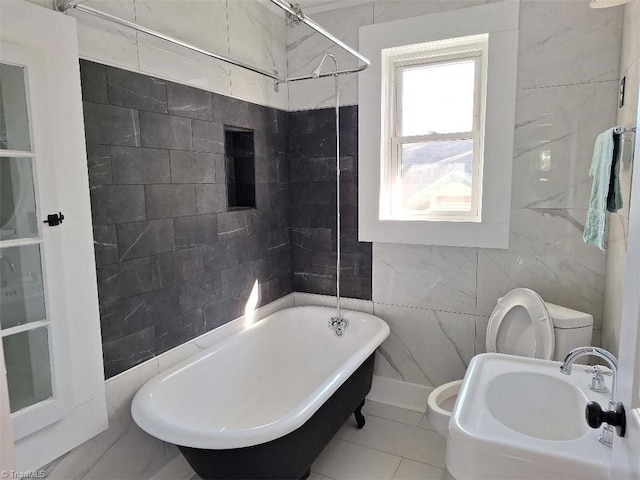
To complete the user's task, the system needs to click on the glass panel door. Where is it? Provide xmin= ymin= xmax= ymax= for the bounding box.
xmin=0 ymin=60 xmax=54 ymax=414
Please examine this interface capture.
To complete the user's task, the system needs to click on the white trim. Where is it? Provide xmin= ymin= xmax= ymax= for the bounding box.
xmin=386 ymin=40 xmax=486 ymax=221
xmin=359 ymin=2 xmax=519 ymax=248
xmin=0 ymin=151 xmax=34 ymax=158
xmin=366 ymin=375 xmax=432 ymax=413
xmin=610 ymin=76 xmax=640 ymax=478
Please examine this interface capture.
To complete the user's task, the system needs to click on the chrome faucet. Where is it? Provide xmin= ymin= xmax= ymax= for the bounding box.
xmin=328 ymin=316 xmax=348 ymax=338
xmin=560 ymin=346 xmax=625 ymax=447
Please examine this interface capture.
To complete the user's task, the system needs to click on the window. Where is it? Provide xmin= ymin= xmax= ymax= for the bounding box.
xmin=384 ymin=36 xmax=487 ymax=222
xmin=359 ymin=2 xmax=519 ymax=248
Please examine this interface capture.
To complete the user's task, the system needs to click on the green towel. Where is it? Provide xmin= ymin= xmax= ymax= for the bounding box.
xmin=584 ymin=128 xmax=621 ymax=250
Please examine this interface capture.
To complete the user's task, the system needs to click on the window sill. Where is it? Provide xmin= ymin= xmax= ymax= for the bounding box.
xmin=359 ymin=216 xmax=509 ymax=249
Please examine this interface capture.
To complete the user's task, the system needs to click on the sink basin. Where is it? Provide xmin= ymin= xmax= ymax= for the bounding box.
xmin=486 ymin=372 xmax=588 ymax=441
xmin=447 ymin=353 xmax=612 ymax=480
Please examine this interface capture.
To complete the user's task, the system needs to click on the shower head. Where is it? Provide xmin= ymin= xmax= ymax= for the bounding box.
xmin=311 ymin=54 xmax=339 ymax=78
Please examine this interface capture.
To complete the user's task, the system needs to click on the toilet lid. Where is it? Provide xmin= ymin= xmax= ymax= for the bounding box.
xmin=486 ymin=288 xmax=555 ymax=359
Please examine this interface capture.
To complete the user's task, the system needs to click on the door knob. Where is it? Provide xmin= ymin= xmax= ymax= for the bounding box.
xmin=585 ymin=401 xmax=626 ymax=437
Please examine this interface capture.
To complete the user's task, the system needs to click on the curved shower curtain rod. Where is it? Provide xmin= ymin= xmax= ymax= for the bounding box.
xmin=53 ymin=0 xmax=370 ymax=86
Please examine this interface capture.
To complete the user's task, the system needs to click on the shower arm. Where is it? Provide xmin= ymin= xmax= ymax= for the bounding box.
xmin=53 ymin=0 xmax=370 ymax=86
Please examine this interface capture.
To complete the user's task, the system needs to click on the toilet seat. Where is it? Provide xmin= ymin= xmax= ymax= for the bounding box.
xmin=486 ymin=288 xmax=555 ymax=360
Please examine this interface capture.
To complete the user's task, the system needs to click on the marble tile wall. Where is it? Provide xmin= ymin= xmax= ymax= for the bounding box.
xmin=289 ymin=106 xmax=373 ymax=300
xmin=287 ymin=0 xmax=622 ymax=388
xmin=81 ymin=59 xmax=292 ymax=378
xmin=26 ymin=0 xmax=289 ymax=111
xmin=603 ymin=0 xmax=640 ymax=356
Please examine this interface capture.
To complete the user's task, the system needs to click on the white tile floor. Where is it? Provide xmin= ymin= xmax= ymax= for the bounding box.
xmin=309 ymin=401 xmax=447 ymax=480
xmin=189 ymin=401 xmax=448 ymax=480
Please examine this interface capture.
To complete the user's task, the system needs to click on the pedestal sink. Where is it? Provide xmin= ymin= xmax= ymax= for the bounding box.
xmin=447 ymin=353 xmax=612 ymax=479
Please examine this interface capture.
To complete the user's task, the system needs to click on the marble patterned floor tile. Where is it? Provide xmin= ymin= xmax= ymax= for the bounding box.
xmin=418 ymin=415 xmax=438 ymax=432
xmin=350 ymin=416 xmax=447 ymax=468
xmin=311 ymin=437 xmax=402 ymax=480
xmin=392 ymin=458 xmax=446 ymax=480
xmin=46 ymin=409 xmax=168 ymax=480
xmin=373 ymin=243 xmax=477 ymax=314
xmin=335 ymin=418 xmax=359 ymax=441
xmin=373 ymin=303 xmax=475 ymax=387
xmin=150 ymin=454 xmax=193 ymax=480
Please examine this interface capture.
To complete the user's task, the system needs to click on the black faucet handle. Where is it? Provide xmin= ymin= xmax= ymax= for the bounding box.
xmin=585 ymin=401 xmax=626 ymax=437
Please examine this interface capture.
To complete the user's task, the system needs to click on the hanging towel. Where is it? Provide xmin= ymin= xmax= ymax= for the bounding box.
xmin=583 ymin=128 xmax=622 ymax=250
xmin=606 ymin=135 xmax=623 ymax=213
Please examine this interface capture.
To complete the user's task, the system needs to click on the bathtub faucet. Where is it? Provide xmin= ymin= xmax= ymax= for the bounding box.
xmin=328 ymin=316 xmax=349 ymax=338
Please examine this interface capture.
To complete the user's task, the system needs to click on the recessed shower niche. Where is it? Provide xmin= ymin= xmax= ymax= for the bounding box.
xmin=225 ymin=128 xmax=256 ymax=210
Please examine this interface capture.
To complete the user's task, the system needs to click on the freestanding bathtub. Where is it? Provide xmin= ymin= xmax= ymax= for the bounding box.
xmin=131 ymin=305 xmax=390 ymax=480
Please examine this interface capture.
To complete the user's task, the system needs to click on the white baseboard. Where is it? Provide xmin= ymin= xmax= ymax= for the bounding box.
xmin=366 ymin=375 xmax=432 ymax=413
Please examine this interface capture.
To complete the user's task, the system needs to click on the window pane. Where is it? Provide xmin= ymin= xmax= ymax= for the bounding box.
xmin=0 ymin=157 xmax=38 ymax=240
xmin=401 ymin=59 xmax=475 ymax=136
xmin=0 ymin=63 xmax=31 ymax=151
xmin=0 ymin=244 xmax=46 ymax=329
xmin=3 ymin=327 xmax=53 ymax=412
xmin=400 ymin=139 xmax=473 ymax=213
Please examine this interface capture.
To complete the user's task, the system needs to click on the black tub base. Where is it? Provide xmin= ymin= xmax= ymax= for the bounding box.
xmin=178 ymin=353 xmax=375 ymax=480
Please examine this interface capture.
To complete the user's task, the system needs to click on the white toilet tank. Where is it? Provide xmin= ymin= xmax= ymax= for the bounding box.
xmin=546 ymin=302 xmax=594 ymax=361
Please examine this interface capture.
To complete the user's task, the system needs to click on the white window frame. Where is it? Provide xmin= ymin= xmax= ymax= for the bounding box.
xmin=359 ymin=1 xmax=519 ymax=249
xmin=384 ymin=40 xmax=487 ymax=222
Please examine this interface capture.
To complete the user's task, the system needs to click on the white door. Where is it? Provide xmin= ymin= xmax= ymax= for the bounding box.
xmin=0 ymin=0 xmax=107 ymax=471
xmin=610 ymin=84 xmax=640 ymax=479
xmin=0 ymin=41 xmax=73 ymax=439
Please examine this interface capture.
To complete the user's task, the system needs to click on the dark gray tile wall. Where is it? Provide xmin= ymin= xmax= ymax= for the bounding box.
xmin=81 ymin=60 xmax=292 ymax=378
xmin=288 ymin=107 xmax=372 ymax=300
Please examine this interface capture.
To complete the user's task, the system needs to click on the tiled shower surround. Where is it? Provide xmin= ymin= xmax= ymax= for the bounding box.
xmin=80 ymin=60 xmax=371 ymax=378
xmin=289 ymin=107 xmax=373 ymax=300
xmin=81 ymin=60 xmax=292 ymax=378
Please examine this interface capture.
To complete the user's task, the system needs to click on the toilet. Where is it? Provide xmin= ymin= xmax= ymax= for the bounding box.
xmin=426 ymin=288 xmax=593 ymax=438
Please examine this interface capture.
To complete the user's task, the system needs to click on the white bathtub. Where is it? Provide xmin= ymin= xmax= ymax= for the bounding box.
xmin=131 ymin=305 xmax=389 ymax=451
